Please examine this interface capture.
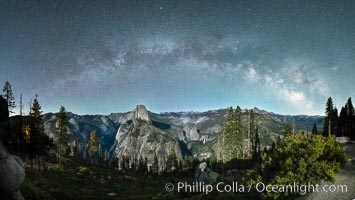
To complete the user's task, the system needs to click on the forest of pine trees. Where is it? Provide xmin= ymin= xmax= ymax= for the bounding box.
xmin=323 ymin=96 xmax=355 ymax=140
xmin=219 ymin=106 xmax=261 ymax=165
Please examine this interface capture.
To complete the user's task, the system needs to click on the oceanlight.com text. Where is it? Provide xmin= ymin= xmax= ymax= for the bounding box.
xmin=166 ymin=181 xmax=348 ymax=195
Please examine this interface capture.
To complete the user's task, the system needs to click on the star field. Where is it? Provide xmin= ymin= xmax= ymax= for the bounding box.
xmin=0 ymin=0 xmax=354 ymax=115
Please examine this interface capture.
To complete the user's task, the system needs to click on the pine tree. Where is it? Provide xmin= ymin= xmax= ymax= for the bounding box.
xmin=179 ymin=160 xmax=183 ymax=172
xmin=346 ymin=97 xmax=354 ymax=115
xmin=88 ymin=131 xmax=99 ymax=164
xmin=323 ymin=97 xmax=334 ymax=136
xmin=138 ymin=156 xmax=145 ymax=173
xmin=152 ymin=153 xmax=159 ymax=174
xmin=234 ymin=106 xmax=244 ymax=159
xmin=2 ymin=80 xmax=16 ymax=147
xmin=249 ymin=109 xmax=258 ymax=158
xmin=30 ymin=95 xmax=50 ymax=171
xmin=55 ymin=106 xmax=69 ymax=165
xmin=2 ymin=80 xmax=16 ymax=114
xmin=221 ymin=107 xmax=234 ymax=162
xmin=332 ymin=107 xmax=338 ymax=135
xmin=344 ymin=97 xmax=355 ymax=139
xmin=15 ymin=94 xmax=24 ymax=152
xmin=166 ymin=147 xmax=177 ymax=172
xmin=18 ymin=94 xmax=24 ymax=144
xmin=283 ymin=123 xmax=293 ymax=136
xmin=220 ymin=107 xmax=233 ymax=162
xmin=312 ymin=122 xmax=318 ymax=135
xmin=252 ymin=127 xmax=261 ymax=162
xmin=221 ymin=106 xmax=244 ymax=162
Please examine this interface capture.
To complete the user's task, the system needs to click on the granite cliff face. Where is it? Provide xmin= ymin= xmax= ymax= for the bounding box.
xmin=134 ymin=104 xmax=151 ymax=123
xmin=183 ymin=123 xmax=200 ymax=141
xmin=114 ymin=119 xmax=181 ymax=170
xmin=113 ymin=105 xmax=181 ymax=170
xmin=42 ymin=112 xmax=119 ymax=154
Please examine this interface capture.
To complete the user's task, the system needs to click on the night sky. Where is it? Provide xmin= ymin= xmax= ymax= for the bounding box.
xmin=1 ymin=0 xmax=354 ymax=115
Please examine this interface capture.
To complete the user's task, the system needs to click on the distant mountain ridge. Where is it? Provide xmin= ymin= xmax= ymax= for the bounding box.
xmin=34 ymin=105 xmax=324 ymax=164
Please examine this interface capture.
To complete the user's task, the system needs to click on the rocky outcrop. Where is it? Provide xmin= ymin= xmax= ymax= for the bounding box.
xmin=134 ymin=105 xmax=150 ymax=123
xmin=183 ymin=123 xmax=200 ymax=141
xmin=0 ymin=96 xmax=25 ymax=200
xmin=0 ymin=142 xmax=25 ymax=200
xmin=336 ymin=137 xmax=352 ymax=144
xmin=200 ymin=135 xmax=209 ymax=144
xmin=114 ymin=118 xmax=181 ymax=171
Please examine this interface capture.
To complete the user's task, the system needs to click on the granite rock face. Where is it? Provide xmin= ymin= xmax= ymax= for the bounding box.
xmin=0 ymin=143 xmax=25 ymax=200
xmin=183 ymin=123 xmax=200 ymax=141
xmin=114 ymin=118 xmax=181 ymax=171
xmin=0 ymin=146 xmax=25 ymax=194
xmin=0 ymin=96 xmax=25 ymax=200
xmin=134 ymin=104 xmax=151 ymax=123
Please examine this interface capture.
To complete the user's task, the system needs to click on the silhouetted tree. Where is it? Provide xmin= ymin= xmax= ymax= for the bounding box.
xmin=0 ymin=96 xmax=9 ymax=143
xmin=337 ymin=97 xmax=355 ymax=139
xmin=345 ymin=97 xmax=354 ymax=115
xmin=338 ymin=106 xmax=346 ymax=136
xmin=312 ymin=122 xmax=318 ymax=135
xmin=29 ymin=95 xmax=50 ymax=171
xmin=2 ymin=80 xmax=16 ymax=147
xmin=332 ymin=107 xmax=338 ymax=135
xmin=17 ymin=94 xmax=24 ymax=150
xmin=323 ymin=97 xmax=336 ymax=136
xmin=2 ymin=80 xmax=16 ymax=114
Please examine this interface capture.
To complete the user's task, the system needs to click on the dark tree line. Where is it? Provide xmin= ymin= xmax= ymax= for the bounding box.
xmin=323 ymin=97 xmax=355 ymax=140
xmin=337 ymin=97 xmax=355 ymax=139
xmin=0 ymin=80 xmax=53 ymax=171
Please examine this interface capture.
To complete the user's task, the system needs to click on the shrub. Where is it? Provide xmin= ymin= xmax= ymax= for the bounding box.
xmin=20 ymin=178 xmax=55 ymax=200
xmin=261 ymin=134 xmax=346 ymax=199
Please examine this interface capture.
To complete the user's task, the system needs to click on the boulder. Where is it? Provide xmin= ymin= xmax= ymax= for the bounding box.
xmin=0 ymin=141 xmax=9 ymax=159
xmin=0 ymin=141 xmax=25 ymax=200
xmin=0 ymin=97 xmax=25 ymax=200
xmin=195 ymin=162 xmax=219 ymax=184
xmin=0 ymin=155 xmax=25 ymax=193
xmin=336 ymin=136 xmax=352 ymax=144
